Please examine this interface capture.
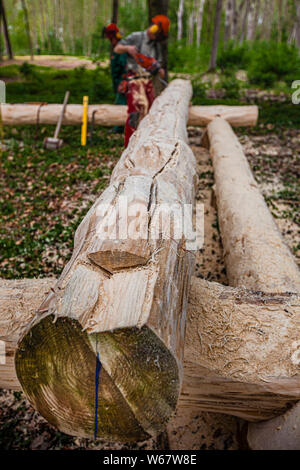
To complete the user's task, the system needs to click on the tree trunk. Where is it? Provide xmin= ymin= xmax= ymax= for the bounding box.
xmin=28 ymin=0 xmax=37 ymax=52
xmin=21 ymin=0 xmax=34 ymax=60
xmin=246 ymin=0 xmax=255 ymax=40
xmin=277 ymin=0 xmax=283 ymax=41
xmin=240 ymin=0 xmax=250 ymax=42
xmin=112 ymin=0 xmax=119 ymax=23
xmin=0 ymin=103 xmax=259 ymax=127
xmin=196 ymin=0 xmax=205 ymax=46
xmin=261 ymin=0 xmax=273 ymax=40
xmin=209 ymin=0 xmax=223 ymax=71
xmin=231 ymin=0 xmax=238 ymax=39
xmin=147 ymin=0 xmax=169 ymax=22
xmin=147 ymin=0 xmax=169 ymax=84
xmin=296 ymin=0 xmax=300 ymax=51
xmin=0 ymin=0 xmax=13 ymax=59
xmin=177 ymin=0 xmax=184 ymax=40
xmin=14 ymin=80 xmax=197 ymax=441
xmin=188 ymin=11 xmax=194 ymax=44
xmin=57 ymin=0 xmax=66 ymax=53
xmin=224 ymin=0 xmax=233 ymax=43
xmin=253 ymin=0 xmax=260 ymax=40
xmin=68 ymin=1 xmax=75 ymax=54
xmin=236 ymin=0 xmax=246 ymax=40
xmin=39 ymin=0 xmax=48 ymax=51
xmin=0 ymin=17 xmax=2 ymax=61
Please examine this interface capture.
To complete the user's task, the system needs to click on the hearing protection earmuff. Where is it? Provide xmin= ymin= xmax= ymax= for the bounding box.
xmin=149 ymin=24 xmax=159 ymax=34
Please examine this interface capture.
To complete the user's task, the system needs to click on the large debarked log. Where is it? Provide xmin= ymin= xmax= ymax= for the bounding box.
xmin=1 ymin=116 xmax=299 ymax=445
xmin=13 ymin=80 xmax=197 ymax=441
xmin=207 ymin=118 xmax=300 ymax=293
xmin=178 ymin=118 xmax=300 ymax=422
xmin=0 ymin=103 xmax=258 ymax=127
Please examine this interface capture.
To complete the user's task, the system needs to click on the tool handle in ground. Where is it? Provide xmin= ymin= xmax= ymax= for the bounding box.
xmin=54 ymin=90 xmax=70 ymax=139
xmin=81 ymin=96 xmax=89 ymax=146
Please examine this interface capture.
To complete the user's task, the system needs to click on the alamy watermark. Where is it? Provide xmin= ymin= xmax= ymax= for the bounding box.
xmin=292 ymin=80 xmax=300 ymax=104
xmin=95 ymin=197 xmax=204 ymax=251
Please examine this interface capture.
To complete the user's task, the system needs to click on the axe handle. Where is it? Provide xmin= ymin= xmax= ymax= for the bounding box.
xmin=54 ymin=90 xmax=70 ymax=139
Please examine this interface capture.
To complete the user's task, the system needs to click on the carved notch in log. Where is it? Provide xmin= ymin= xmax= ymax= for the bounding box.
xmin=14 ymin=80 xmax=198 ymax=441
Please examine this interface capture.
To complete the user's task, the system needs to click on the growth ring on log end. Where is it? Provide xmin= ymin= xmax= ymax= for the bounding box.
xmin=15 ymin=315 xmax=179 ymax=441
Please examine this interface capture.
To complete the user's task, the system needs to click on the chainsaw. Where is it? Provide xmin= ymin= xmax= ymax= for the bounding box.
xmin=117 ymin=53 xmax=168 ymax=94
xmin=135 ymin=53 xmax=168 ymax=87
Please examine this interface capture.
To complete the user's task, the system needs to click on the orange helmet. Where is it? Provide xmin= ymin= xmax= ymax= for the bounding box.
xmin=103 ymin=23 xmax=122 ymax=40
xmin=151 ymin=15 xmax=170 ymax=38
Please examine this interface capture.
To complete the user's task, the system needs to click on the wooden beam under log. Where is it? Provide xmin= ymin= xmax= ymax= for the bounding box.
xmin=0 ymin=103 xmax=258 ymax=127
xmin=12 ymin=80 xmax=198 ymax=441
xmin=2 ymin=277 xmax=300 ymax=423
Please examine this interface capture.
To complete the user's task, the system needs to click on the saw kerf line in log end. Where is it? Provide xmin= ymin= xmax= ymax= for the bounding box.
xmin=15 ymin=316 xmax=179 ymax=441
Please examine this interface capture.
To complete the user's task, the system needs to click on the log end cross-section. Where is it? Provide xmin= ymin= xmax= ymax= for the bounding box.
xmin=16 ymin=316 xmax=179 ymax=441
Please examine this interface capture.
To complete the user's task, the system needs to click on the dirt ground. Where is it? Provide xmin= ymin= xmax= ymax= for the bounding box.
xmin=1 ymin=55 xmax=107 ymax=70
xmin=0 ymin=126 xmax=299 ymax=450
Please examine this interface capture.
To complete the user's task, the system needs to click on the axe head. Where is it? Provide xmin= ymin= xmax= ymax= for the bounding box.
xmin=43 ymin=137 xmax=64 ymax=150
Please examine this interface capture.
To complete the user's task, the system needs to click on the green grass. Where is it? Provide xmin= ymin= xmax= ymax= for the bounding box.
xmin=2 ymin=64 xmax=115 ymax=104
xmin=0 ymin=61 xmax=298 ymax=280
xmin=0 ymin=124 xmax=123 ymax=279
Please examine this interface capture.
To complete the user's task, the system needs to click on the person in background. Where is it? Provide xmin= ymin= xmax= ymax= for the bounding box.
xmin=103 ymin=23 xmax=127 ymax=133
xmin=113 ymin=15 xmax=170 ymax=147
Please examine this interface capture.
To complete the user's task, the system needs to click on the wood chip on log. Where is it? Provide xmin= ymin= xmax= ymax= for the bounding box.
xmin=13 ymin=80 xmax=198 ymax=441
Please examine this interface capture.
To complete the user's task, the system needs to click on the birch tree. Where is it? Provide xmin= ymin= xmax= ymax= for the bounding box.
xmin=177 ymin=0 xmax=184 ymax=40
xmin=296 ymin=0 xmax=300 ymax=51
xmin=231 ymin=0 xmax=238 ymax=39
xmin=240 ymin=0 xmax=250 ymax=42
xmin=224 ymin=0 xmax=233 ymax=43
xmin=196 ymin=0 xmax=205 ymax=46
xmin=247 ymin=0 xmax=255 ymax=40
xmin=209 ymin=0 xmax=223 ymax=70
xmin=21 ymin=0 xmax=34 ymax=59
